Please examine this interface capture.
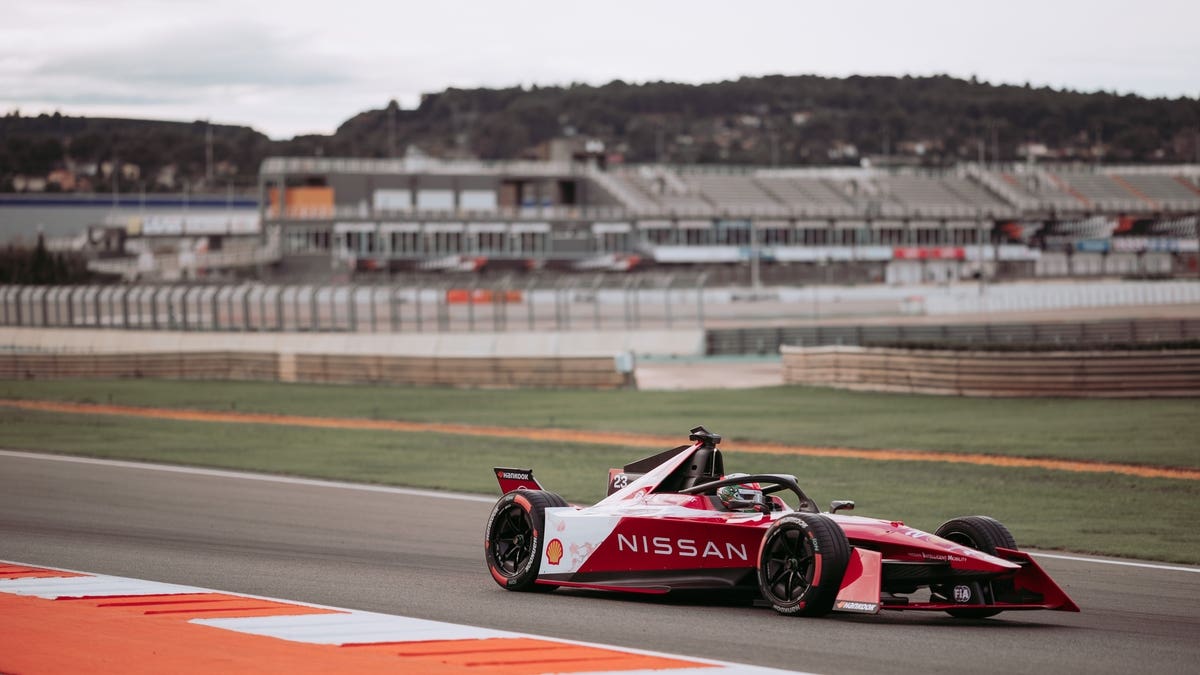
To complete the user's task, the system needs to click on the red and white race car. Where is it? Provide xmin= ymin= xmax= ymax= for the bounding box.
xmin=484 ymin=427 xmax=1079 ymax=617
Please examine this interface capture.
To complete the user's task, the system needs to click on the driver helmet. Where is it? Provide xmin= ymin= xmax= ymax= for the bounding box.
xmin=718 ymin=473 xmax=767 ymax=512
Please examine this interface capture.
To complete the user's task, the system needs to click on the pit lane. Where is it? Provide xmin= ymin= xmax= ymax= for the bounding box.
xmin=2 ymin=450 xmax=1197 ymax=675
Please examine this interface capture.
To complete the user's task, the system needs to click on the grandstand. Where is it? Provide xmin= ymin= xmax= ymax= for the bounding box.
xmin=253 ymin=157 xmax=1199 ymax=284
xmin=250 ymin=157 xmax=1200 ymax=283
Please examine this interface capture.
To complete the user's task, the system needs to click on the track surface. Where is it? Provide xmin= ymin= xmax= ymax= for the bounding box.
xmin=2 ymin=451 xmax=1198 ymax=675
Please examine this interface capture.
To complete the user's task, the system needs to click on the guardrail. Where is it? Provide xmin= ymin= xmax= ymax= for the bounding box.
xmin=780 ymin=345 xmax=1200 ymax=397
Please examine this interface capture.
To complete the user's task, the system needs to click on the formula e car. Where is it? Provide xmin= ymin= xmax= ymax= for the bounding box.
xmin=484 ymin=427 xmax=1079 ymax=617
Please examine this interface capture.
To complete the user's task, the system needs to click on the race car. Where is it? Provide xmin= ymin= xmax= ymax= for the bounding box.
xmin=484 ymin=426 xmax=1079 ymax=617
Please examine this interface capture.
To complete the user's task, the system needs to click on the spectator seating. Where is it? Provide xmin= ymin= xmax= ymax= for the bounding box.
xmin=1114 ymin=174 xmax=1200 ymax=209
xmin=755 ymin=177 xmax=855 ymax=212
xmin=998 ymin=172 xmax=1084 ymax=211
xmin=684 ymin=174 xmax=781 ymax=210
xmin=1053 ymin=173 xmax=1145 ymax=210
xmin=596 ymin=165 xmax=1199 ymax=219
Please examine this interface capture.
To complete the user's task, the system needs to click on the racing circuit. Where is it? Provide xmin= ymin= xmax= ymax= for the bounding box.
xmin=2 ymin=450 xmax=1197 ymax=675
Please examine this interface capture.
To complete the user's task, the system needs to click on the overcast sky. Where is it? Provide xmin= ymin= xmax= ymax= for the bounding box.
xmin=3 ymin=0 xmax=1198 ymax=140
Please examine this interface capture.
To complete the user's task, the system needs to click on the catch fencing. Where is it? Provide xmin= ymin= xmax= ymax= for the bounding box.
xmin=0 ymin=275 xmax=707 ymax=334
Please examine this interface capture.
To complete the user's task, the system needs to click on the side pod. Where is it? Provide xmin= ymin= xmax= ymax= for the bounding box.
xmin=834 ymin=548 xmax=883 ymax=614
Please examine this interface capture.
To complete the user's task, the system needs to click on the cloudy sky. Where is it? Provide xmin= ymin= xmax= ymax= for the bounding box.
xmin=3 ymin=0 xmax=1198 ymax=140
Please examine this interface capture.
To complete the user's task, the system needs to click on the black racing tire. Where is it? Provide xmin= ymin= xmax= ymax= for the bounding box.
xmin=484 ymin=489 xmax=565 ymax=592
xmin=757 ymin=513 xmax=851 ymax=617
xmin=934 ymin=515 xmax=1018 ymax=618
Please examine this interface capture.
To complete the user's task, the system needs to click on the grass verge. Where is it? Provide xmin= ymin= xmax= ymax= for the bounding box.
xmin=2 ymin=405 xmax=1198 ymax=564
xmin=3 ymin=379 xmax=1198 ymax=468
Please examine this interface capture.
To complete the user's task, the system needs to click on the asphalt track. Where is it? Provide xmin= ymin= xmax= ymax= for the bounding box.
xmin=2 ymin=451 xmax=1198 ymax=675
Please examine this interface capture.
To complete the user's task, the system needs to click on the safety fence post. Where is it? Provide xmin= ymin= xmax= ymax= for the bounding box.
xmin=180 ymin=285 xmax=192 ymax=330
xmin=235 ymin=285 xmax=247 ymax=331
xmin=275 ymin=286 xmax=285 ymax=332
xmin=415 ymin=283 xmax=424 ymax=333
xmin=210 ymin=287 xmax=221 ymax=331
xmin=309 ymin=286 xmax=319 ymax=332
xmin=437 ymin=283 xmax=449 ymax=332
xmin=632 ymin=277 xmax=642 ymax=329
xmin=257 ymin=286 xmax=268 ymax=332
xmin=494 ymin=279 xmax=507 ymax=333
xmin=664 ymin=274 xmax=676 ymax=329
xmin=592 ymin=274 xmax=603 ymax=330
xmin=526 ymin=279 xmax=537 ymax=331
xmin=326 ymin=287 xmax=338 ymax=331
xmin=121 ymin=287 xmax=132 ymax=329
xmin=390 ymin=285 xmax=402 ymax=333
xmin=369 ymin=285 xmax=378 ymax=333
xmin=39 ymin=286 xmax=50 ymax=327
xmin=467 ymin=280 xmax=476 ymax=332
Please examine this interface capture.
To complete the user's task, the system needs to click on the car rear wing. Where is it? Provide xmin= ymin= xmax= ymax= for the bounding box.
xmin=493 ymin=468 xmax=545 ymax=495
xmin=605 ymin=443 xmax=697 ymax=496
xmin=606 ymin=468 xmax=644 ymax=495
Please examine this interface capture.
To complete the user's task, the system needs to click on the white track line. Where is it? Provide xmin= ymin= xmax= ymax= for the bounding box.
xmin=1029 ymin=552 xmax=1200 ymax=573
xmin=5 ymin=449 xmax=1199 ymax=574
xmin=0 ymin=449 xmax=496 ymax=503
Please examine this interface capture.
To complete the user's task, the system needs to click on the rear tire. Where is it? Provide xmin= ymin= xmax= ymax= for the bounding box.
xmin=757 ymin=513 xmax=850 ymax=617
xmin=934 ymin=515 xmax=1017 ymax=618
xmin=484 ymin=490 xmax=565 ymax=591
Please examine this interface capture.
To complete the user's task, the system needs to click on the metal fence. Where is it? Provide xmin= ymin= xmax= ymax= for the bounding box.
xmin=707 ymin=318 xmax=1200 ymax=355
xmin=0 ymin=275 xmax=708 ymax=333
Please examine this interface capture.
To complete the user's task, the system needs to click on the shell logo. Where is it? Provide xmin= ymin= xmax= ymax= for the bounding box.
xmin=546 ymin=538 xmax=564 ymax=565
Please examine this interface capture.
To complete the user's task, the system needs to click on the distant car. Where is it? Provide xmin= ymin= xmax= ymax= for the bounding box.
xmin=484 ymin=426 xmax=1079 ymax=618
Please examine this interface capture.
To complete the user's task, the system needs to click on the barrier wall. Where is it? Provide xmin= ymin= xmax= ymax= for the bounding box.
xmin=0 ymin=327 xmax=701 ymax=358
xmin=0 ymin=328 xmax=640 ymax=389
xmin=0 ymin=352 xmax=278 ymax=382
xmin=0 ymin=350 xmax=632 ymax=389
xmin=920 ymin=280 xmax=1200 ymax=315
xmin=781 ymin=345 xmax=1200 ymax=397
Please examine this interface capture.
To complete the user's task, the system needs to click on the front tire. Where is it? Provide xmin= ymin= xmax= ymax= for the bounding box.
xmin=757 ymin=513 xmax=850 ymax=617
xmin=934 ymin=515 xmax=1017 ymax=618
xmin=484 ymin=490 xmax=565 ymax=591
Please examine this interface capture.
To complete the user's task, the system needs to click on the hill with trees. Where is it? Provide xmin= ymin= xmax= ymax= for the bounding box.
xmin=3 ymin=74 xmax=1198 ymax=193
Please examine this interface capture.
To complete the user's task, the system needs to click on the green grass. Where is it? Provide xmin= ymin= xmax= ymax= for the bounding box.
xmin=3 ymin=379 xmax=1198 ymax=468
xmin=2 ymin=403 xmax=1199 ymax=564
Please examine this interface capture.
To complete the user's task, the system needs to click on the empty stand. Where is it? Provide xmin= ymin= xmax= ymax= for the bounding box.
xmin=1114 ymin=174 xmax=1200 ymax=209
xmin=1053 ymin=173 xmax=1146 ymax=211
xmin=997 ymin=171 xmax=1083 ymax=211
xmin=942 ymin=177 xmax=1010 ymax=211
xmin=683 ymin=174 xmax=783 ymax=211
xmin=755 ymin=177 xmax=856 ymax=215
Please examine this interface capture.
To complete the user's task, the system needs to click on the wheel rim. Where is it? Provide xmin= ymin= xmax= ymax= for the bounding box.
xmin=942 ymin=530 xmax=978 ymax=549
xmin=491 ymin=503 xmax=534 ymax=576
xmin=763 ymin=526 xmax=815 ymax=604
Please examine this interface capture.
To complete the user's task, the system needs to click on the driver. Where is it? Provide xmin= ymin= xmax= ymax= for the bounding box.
xmin=717 ymin=474 xmax=768 ymax=512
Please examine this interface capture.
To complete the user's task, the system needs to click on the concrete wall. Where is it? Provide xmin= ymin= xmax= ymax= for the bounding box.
xmin=0 ymin=327 xmax=689 ymax=389
xmin=0 ymin=351 xmax=632 ymax=389
xmin=781 ymin=344 xmax=1200 ymax=398
xmin=0 ymin=327 xmax=704 ymax=358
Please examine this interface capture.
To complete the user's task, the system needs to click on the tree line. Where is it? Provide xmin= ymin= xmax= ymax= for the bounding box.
xmin=3 ymin=74 xmax=1198 ymax=193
